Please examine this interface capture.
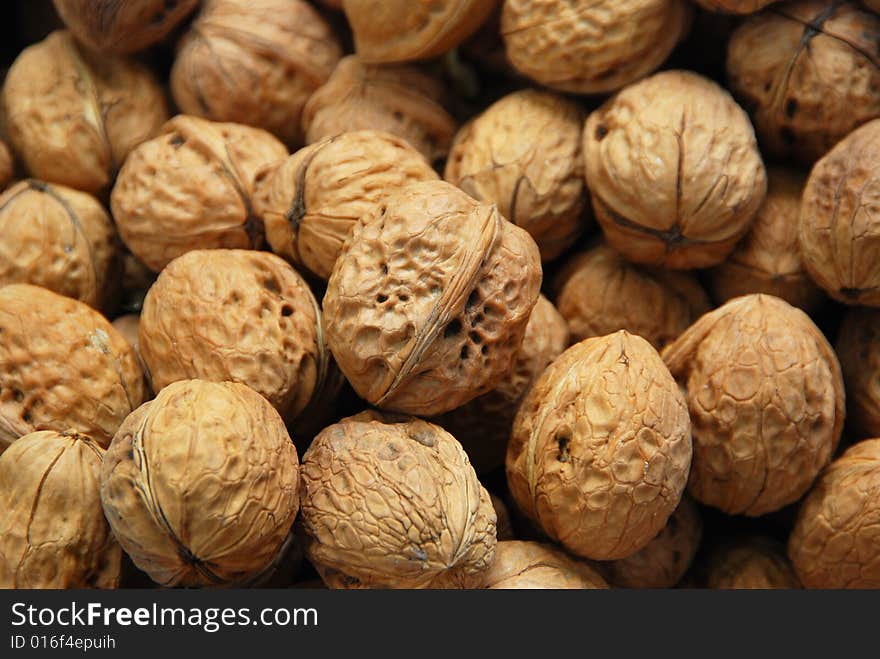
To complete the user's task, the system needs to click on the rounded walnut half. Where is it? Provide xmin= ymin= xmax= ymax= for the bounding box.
xmin=694 ymin=0 xmax=778 ymax=12
xmin=253 ymin=130 xmax=439 ymax=280
xmin=110 ymin=115 xmax=287 ymax=272
xmin=2 ymin=30 xmax=169 ymax=194
xmin=0 ymin=430 xmax=122 ymax=589
xmin=0 ymin=284 xmax=146 ymax=451
xmin=836 ymin=308 xmax=880 ymax=439
xmin=584 ymin=70 xmax=767 ymax=269
xmin=299 ymin=411 xmax=497 ymax=589
xmin=706 ymin=537 xmax=801 ymax=589
xmin=481 ymin=541 xmax=609 ymax=589
xmin=445 ymin=89 xmax=587 ymax=262
xmin=101 ymin=379 xmax=300 ymax=587
xmin=662 ymin=294 xmax=845 ymax=516
xmin=507 ymin=330 xmax=692 ymax=561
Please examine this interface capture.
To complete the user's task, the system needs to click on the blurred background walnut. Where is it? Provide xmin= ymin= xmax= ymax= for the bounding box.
xmin=705 ymin=537 xmax=800 ymax=589
xmin=694 ymin=0 xmax=778 ymax=12
xmin=836 ymin=308 xmax=880 ymax=440
xmin=0 ymin=139 xmax=14 ymax=190
xmin=489 ymin=493 xmax=514 ymax=541
xmin=481 ymin=541 xmax=609 ymax=589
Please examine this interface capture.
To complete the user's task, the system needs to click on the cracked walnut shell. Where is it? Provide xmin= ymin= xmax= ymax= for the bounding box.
xmin=706 ymin=537 xmax=801 ymax=589
xmin=299 ymin=411 xmax=497 ymax=589
xmin=2 ymin=30 xmax=169 ymax=194
xmin=323 ymin=180 xmax=542 ymax=416
xmin=111 ymin=115 xmax=287 ymax=272
xmin=506 ymin=330 xmax=692 ymax=561
xmin=584 ymin=70 xmax=767 ymax=269
xmin=253 ymin=130 xmax=438 ymax=280
xmin=836 ymin=308 xmax=880 ymax=439
xmin=662 ymin=294 xmax=845 ymax=516
xmin=101 ymin=379 xmax=300 ymax=587
xmin=481 ymin=541 xmax=609 ymax=589
xmin=0 ymin=430 xmax=122 ymax=589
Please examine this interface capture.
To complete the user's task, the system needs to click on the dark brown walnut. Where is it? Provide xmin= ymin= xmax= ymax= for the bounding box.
xmin=695 ymin=0 xmax=778 ymax=11
xmin=0 ymin=430 xmax=122 ymax=588
xmin=432 ymin=295 xmax=568 ymax=474
xmin=727 ymin=2 xmax=880 ymax=165
xmin=299 ymin=411 xmax=497 ymax=589
xmin=603 ymin=496 xmax=702 ymax=589
xmin=490 ymin=493 xmax=515 ymax=541
xmin=111 ymin=115 xmax=287 ymax=272
xmin=324 ymin=180 xmax=542 ymax=416
xmin=789 ymin=438 xmax=880 ymax=588
xmin=0 ymin=140 xmax=14 ymax=190
xmin=507 ymin=330 xmax=692 ymax=561
xmin=500 ymin=0 xmax=691 ymax=95
xmin=343 ymin=0 xmax=497 ymax=63
xmin=706 ymin=537 xmax=801 ymax=588
xmin=302 ymin=56 xmax=457 ymax=163
xmin=2 ymin=30 xmax=169 ymax=194
xmin=836 ymin=308 xmax=880 ymax=439
xmin=662 ymin=294 xmax=845 ymax=516
xmin=481 ymin=541 xmax=609 ymax=589
xmin=0 ymin=284 xmax=146 ymax=452
xmin=101 ymin=379 xmax=300 ymax=588
xmin=585 ymin=70 xmax=767 ymax=269
xmin=253 ymin=130 xmax=439 ymax=280
xmin=554 ymin=244 xmax=710 ymax=350
xmin=799 ymin=119 xmax=880 ymax=307
xmin=0 ymin=180 xmax=118 ymax=310
xmin=139 ymin=250 xmax=332 ymax=425
xmin=445 ymin=90 xmax=587 ymax=262
xmin=52 ymin=0 xmax=199 ymax=54
xmin=171 ymin=0 xmax=342 ymax=146
xmin=867 ymin=0 xmax=880 ymax=11
xmin=708 ymin=168 xmax=824 ymax=313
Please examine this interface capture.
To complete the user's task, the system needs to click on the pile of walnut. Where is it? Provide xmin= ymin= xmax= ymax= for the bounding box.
xmin=3 ymin=0 xmax=880 ymax=590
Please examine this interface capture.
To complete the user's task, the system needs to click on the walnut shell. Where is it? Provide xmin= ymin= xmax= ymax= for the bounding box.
xmin=101 ymin=379 xmax=300 ymax=587
xmin=789 ymin=438 xmax=880 ymax=588
xmin=299 ymin=411 xmax=497 ymax=589
xmin=139 ymin=249 xmax=331 ymax=425
xmin=0 ymin=180 xmax=118 ymax=310
xmin=2 ymin=30 xmax=169 ymax=194
xmin=445 ymin=89 xmax=587 ymax=262
xmin=481 ymin=541 xmax=609 ymax=589
xmin=507 ymin=330 xmax=692 ymax=561
xmin=727 ymin=2 xmax=880 ymax=165
xmin=708 ymin=168 xmax=824 ymax=313
xmin=662 ymin=294 xmax=845 ymax=516
xmin=302 ymin=56 xmax=457 ymax=163
xmin=110 ymin=115 xmax=287 ymax=272
xmin=0 ymin=139 xmax=14 ymax=190
xmin=836 ymin=308 xmax=880 ymax=439
xmin=324 ymin=180 xmax=542 ymax=416
xmin=490 ymin=493 xmax=514 ymax=541
xmin=0 ymin=430 xmax=122 ymax=588
xmin=706 ymin=537 xmax=801 ymax=589
xmin=0 ymin=284 xmax=146 ymax=451
xmin=500 ymin=0 xmax=691 ymax=95
xmin=171 ymin=0 xmax=342 ymax=146
xmin=253 ymin=130 xmax=438 ymax=280
xmin=799 ymin=119 xmax=880 ymax=307
xmin=695 ymin=0 xmax=778 ymax=11
xmin=343 ymin=0 xmax=497 ymax=63
xmin=554 ymin=243 xmax=710 ymax=350
xmin=432 ymin=295 xmax=568 ymax=474
xmin=603 ymin=496 xmax=702 ymax=589
xmin=584 ymin=70 xmax=767 ymax=269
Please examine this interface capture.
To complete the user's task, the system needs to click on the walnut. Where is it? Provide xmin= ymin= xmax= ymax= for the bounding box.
xmin=139 ymin=249 xmax=332 ymax=426
xmin=253 ymin=130 xmax=438 ymax=280
xmin=695 ymin=0 xmax=778 ymax=11
xmin=507 ymin=330 xmax=692 ymax=561
xmin=799 ymin=119 xmax=880 ymax=307
xmin=302 ymin=56 xmax=457 ymax=163
xmin=111 ymin=315 xmax=140 ymax=352
xmin=110 ymin=115 xmax=287 ymax=272
xmin=171 ymin=0 xmax=342 ymax=146
xmin=101 ymin=379 xmax=300 ymax=587
xmin=662 ymin=294 xmax=845 ymax=516
xmin=432 ymin=295 xmax=568 ymax=474
xmin=706 ymin=537 xmax=801 ymax=589
xmin=584 ymin=70 xmax=767 ymax=269
xmin=299 ymin=411 xmax=497 ymax=589
xmin=0 ymin=180 xmax=118 ymax=311
xmin=481 ymin=541 xmax=609 ymax=589
xmin=836 ymin=308 xmax=880 ymax=439
xmin=2 ymin=30 xmax=169 ymax=195
xmin=444 ymin=90 xmax=587 ymax=262
xmin=866 ymin=0 xmax=880 ymax=11
xmin=727 ymin=1 xmax=880 ymax=165
xmin=603 ymin=497 xmax=702 ymax=589
xmin=789 ymin=438 xmax=880 ymax=588
xmin=490 ymin=493 xmax=515 ymax=541
xmin=323 ymin=180 xmax=542 ymax=416
xmin=0 ymin=139 xmax=14 ymax=190
xmin=0 ymin=430 xmax=122 ymax=588
xmin=0 ymin=284 xmax=146 ymax=451
xmin=708 ymin=168 xmax=824 ymax=313
xmin=554 ymin=243 xmax=710 ymax=350
xmin=500 ymin=0 xmax=691 ymax=95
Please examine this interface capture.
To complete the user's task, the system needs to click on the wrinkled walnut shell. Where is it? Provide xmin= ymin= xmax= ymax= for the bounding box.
xmin=706 ymin=537 xmax=801 ymax=589
xmin=836 ymin=308 xmax=880 ymax=440
xmin=481 ymin=541 xmax=609 ymax=589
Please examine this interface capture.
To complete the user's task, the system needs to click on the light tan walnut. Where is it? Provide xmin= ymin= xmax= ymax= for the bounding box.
xmin=836 ymin=308 xmax=880 ymax=439
xmin=481 ymin=541 xmax=609 ymax=589
xmin=706 ymin=537 xmax=801 ymax=588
